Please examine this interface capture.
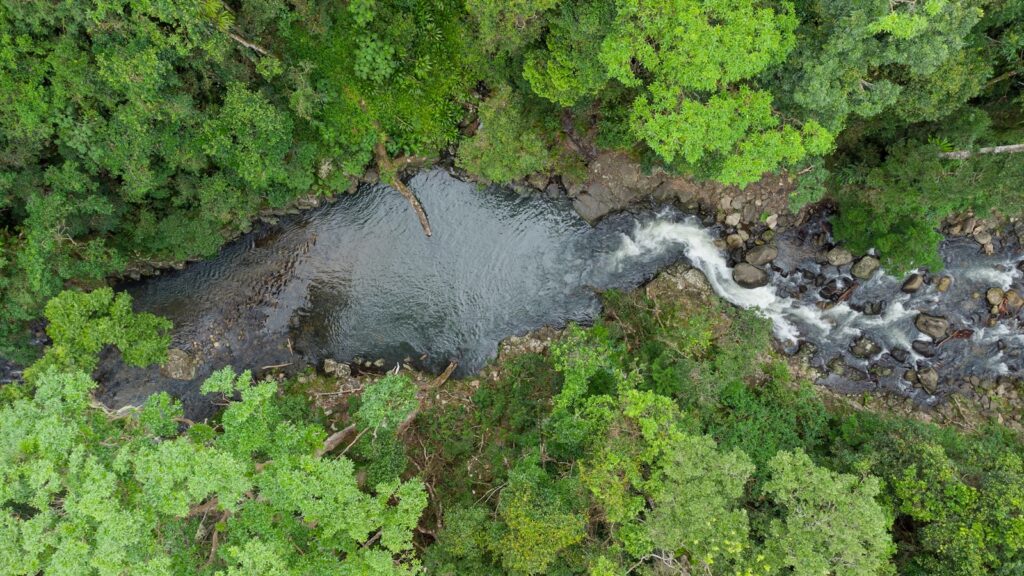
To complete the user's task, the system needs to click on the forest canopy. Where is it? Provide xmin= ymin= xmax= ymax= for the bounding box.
xmin=2 ymin=0 xmax=1023 ymax=353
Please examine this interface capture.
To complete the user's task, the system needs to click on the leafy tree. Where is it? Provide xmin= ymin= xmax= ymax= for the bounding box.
xmin=0 ymin=361 xmax=426 ymax=575
xmin=457 ymin=85 xmax=555 ymax=183
xmin=780 ymin=0 xmax=990 ymax=131
xmin=599 ymin=0 xmax=834 ymax=185
xmin=763 ymin=450 xmax=895 ymax=576
xmin=23 ymin=288 xmax=170 ymax=382
xmin=522 ymin=1 xmax=615 ymax=107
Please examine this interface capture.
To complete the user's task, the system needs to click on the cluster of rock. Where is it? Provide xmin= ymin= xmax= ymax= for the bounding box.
xmin=945 ymin=212 xmax=1024 ymax=255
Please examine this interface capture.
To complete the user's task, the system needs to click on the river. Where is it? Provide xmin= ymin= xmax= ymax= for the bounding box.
xmin=95 ymin=168 xmax=1024 ymax=417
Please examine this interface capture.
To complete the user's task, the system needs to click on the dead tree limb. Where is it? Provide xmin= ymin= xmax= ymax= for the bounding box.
xmin=228 ymin=32 xmax=270 ymax=56
xmin=396 ymin=361 xmax=457 ymax=436
xmin=316 ymin=423 xmax=358 ymax=458
xmin=373 ymin=141 xmax=432 ymax=237
xmin=938 ymin=143 xmax=1024 ymax=160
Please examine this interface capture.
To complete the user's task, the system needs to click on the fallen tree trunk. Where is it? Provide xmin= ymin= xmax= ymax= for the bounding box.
xmin=938 ymin=143 xmax=1024 ymax=160
xmin=376 ymin=142 xmax=433 ymax=237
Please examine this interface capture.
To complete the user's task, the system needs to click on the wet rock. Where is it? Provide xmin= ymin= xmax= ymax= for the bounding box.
xmin=323 ymin=358 xmax=351 ymax=378
xmin=161 ymin=348 xmax=197 ymax=381
xmin=918 ymin=367 xmax=940 ymax=394
xmin=973 ymin=228 xmax=993 ymax=245
xmin=904 ymin=369 xmax=919 ymax=384
xmin=726 ymin=234 xmax=745 ymax=249
xmin=851 ymin=256 xmax=881 ymax=279
xmin=527 ymin=173 xmax=549 ymax=191
xmin=733 ymin=263 xmax=769 ymax=288
xmin=826 ymin=246 xmax=853 ymax=267
xmin=851 ymin=337 xmax=881 ymax=359
xmin=901 ymin=273 xmax=925 ymax=293
xmin=571 ymin=151 xmax=665 ymax=222
xmin=911 ymin=340 xmax=937 ymax=358
xmin=983 ymin=242 xmax=995 ymax=256
xmin=1005 ymin=290 xmax=1024 ymax=311
xmin=745 ymin=245 xmax=778 ymax=266
xmin=827 ymin=357 xmax=846 ymax=376
xmin=915 ymin=313 xmax=949 ymax=340
xmin=861 ymin=301 xmax=885 ymax=316
xmin=818 ymin=277 xmax=851 ymax=300
xmin=936 ymin=276 xmax=953 ymax=292
xmin=987 ymin=287 xmax=1005 ymax=307
xmin=890 ymin=348 xmax=910 ymax=363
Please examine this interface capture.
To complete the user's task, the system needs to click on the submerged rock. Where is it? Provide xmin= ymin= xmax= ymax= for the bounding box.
xmin=912 ymin=340 xmax=937 ymax=358
xmin=936 ymin=276 xmax=953 ymax=292
xmin=851 ymin=337 xmax=881 ymax=359
xmin=733 ymin=263 xmax=769 ymax=288
xmin=826 ymin=246 xmax=853 ymax=267
xmin=851 ymin=256 xmax=881 ymax=279
xmin=915 ymin=313 xmax=950 ymax=340
xmin=890 ymin=348 xmax=910 ymax=364
xmin=160 ymin=348 xmax=197 ymax=381
xmin=745 ymin=244 xmax=778 ymax=266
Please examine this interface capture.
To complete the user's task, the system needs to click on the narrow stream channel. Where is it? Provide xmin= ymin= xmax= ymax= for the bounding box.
xmin=96 ymin=168 xmax=1024 ymax=417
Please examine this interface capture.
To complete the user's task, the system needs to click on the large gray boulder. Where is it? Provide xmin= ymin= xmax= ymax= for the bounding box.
xmin=745 ymin=245 xmax=778 ymax=267
xmin=733 ymin=263 xmax=769 ymax=288
xmin=901 ymin=274 xmax=924 ymax=293
xmin=826 ymin=247 xmax=853 ymax=267
xmin=915 ymin=313 xmax=949 ymax=340
xmin=851 ymin=256 xmax=881 ymax=279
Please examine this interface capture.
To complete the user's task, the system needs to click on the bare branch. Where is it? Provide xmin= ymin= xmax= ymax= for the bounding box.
xmin=938 ymin=143 xmax=1024 ymax=160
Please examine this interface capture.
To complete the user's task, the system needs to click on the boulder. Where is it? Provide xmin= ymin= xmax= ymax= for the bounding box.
xmin=323 ymin=359 xmax=351 ymax=378
xmin=918 ymin=367 xmax=940 ymax=394
xmin=850 ymin=337 xmax=881 ymax=359
xmin=161 ymin=348 xmax=197 ymax=381
xmin=936 ymin=276 xmax=952 ymax=292
xmin=901 ymin=273 xmax=924 ymax=293
xmin=725 ymin=212 xmax=742 ymax=227
xmin=851 ymin=256 xmax=881 ymax=279
xmin=733 ymin=263 xmax=769 ymax=288
xmin=986 ymin=287 xmax=1005 ymax=307
xmin=890 ymin=348 xmax=910 ymax=364
xmin=1005 ymin=290 xmax=1024 ymax=311
xmin=912 ymin=340 xmax=937 ymax=358
xmin=915 ymin=313 xmax=949 ymax=340
xmin=826 ymin=246 xmax=853 ymax=267
xmin=973 ymin=228 xmax=993 ymax=245
xmin=745 ymin=245 xmax=778 ymax=267
xmin=726 ymin=234 xmax=745 ymax=249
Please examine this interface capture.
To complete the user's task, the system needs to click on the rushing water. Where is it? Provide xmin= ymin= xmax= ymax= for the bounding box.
xmin=616 ymin=218 xmax=1024 ymax=402
xmin=96 ymin=168 xmax=1024 ymax=416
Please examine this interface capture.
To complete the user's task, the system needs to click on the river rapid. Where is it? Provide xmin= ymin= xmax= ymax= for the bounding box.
xmin=95 ymin=169 xmax=1024 ymax=417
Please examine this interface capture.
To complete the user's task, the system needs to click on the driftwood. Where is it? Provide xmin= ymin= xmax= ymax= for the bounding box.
xmin=938 ymin=143 xmax=1024 ymax=160
xmin=375 ymin=142 xmax=432 ymax=237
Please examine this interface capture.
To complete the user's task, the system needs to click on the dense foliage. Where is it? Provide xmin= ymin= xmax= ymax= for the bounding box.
xmin=2 ymin=1 xmax=1023 ymax=574
xmin=416 ymin=290 xmax=1024 ymax=575
xmin=2 ymin=0 xmax=1023 ymax=352
xmin=1 ymin=291 xmax=427 ymax=575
